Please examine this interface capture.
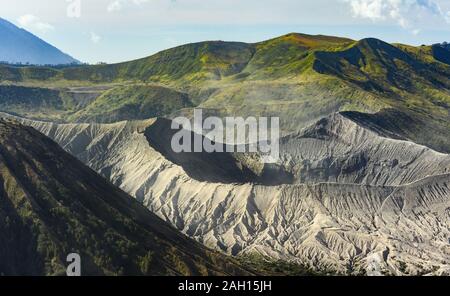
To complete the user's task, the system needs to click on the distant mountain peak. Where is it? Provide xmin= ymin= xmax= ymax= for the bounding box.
xmin=436 ymin=41 xmax=450 ymax=49
xmin=0 ymin=17 xmax=17 ymax=29
xmin=0 ymin=17 xmax=80 ymax=65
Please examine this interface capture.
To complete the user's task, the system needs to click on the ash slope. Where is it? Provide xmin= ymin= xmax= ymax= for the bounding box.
xmin=0 ymin=118 xmax=250 ymax=276
xmin=4 ymin=112 xmax=450 ymax=275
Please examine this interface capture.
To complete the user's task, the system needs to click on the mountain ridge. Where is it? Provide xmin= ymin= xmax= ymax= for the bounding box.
xmin=0 ymin=32 xmax=448 ymax=153
xmin=3 ymin=111 xmax=448 ymax=275
xmin=0 ymin=117 xmax=251 ymax=276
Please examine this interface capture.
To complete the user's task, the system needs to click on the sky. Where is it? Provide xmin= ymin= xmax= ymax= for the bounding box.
xmin=1 ymin=0 xmax=450 ymax=64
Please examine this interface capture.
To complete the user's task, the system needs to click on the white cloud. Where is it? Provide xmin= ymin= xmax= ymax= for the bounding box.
xmin=107 ymin=0 xmax=124 ymax=12
xmin=17 ymin=14 xmax=54 ymax=33
xmin=344 ymin=0 xmax=449 ymax=31
xmin=107 ymin=0 xmax=149 ymax=12
xmin=90 ymin=32 xmax=101 ymax=44
xmin=347 ymin=0 xmax=384 ymax=20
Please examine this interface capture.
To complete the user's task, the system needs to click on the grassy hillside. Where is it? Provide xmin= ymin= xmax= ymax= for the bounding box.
xmin=0 ymin=33 xmax=449 ymax=150
xmin=0 ymin=85 xmax=73 ymax=120
xmin=69 ymin=84 xmax=193 ymax=123
xmin=0 ymin=64 xmax=61 ymax=81
xmin=61 ymin=41 xmax=255 ymax=85
xmin=0 ymin=33 xmax=355 ymax=85
xmin=0 ymin=83 xmax=192 ymax=123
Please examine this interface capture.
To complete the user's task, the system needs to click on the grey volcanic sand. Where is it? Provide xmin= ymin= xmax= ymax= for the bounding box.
xmin=3 ymin=111 xmax=449 ymax=275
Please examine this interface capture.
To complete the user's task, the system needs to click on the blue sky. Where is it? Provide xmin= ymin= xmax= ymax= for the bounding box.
xmin=2 ymin=0 xmax=450 ymax=64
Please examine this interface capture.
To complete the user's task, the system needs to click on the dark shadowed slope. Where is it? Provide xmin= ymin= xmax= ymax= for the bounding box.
xmin=144 ymin=118 xmax=293 ymax=185
xmin=340 ymin=109 xmax=450 ymax=153
xmin=0 ymin=118 xmax=250 ymax=276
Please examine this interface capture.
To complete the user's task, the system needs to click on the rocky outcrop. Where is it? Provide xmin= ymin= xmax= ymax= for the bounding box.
xmin=280 ymin=113 xmax=450 ymax=185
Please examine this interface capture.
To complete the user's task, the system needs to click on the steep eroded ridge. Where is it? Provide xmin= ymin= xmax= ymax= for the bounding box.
xmin=0 ymin=118 xmax=251 ymax=276
xmin=2 ymin=111 xmax=449 ymax=275
xmin=280 ymin=112 xmax=450 ymax=186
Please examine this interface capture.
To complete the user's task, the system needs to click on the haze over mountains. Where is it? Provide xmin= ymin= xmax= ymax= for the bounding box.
xmin=0 ymin=18 xmax=79 ymax=65
xmin=0 ymin=29 xmax=449 ymax=276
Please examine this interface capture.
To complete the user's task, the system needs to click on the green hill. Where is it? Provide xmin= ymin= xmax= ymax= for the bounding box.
xmin=0 ymin=33 xmax=449 ymax=150
xmin=61 ymin=41 xmax=255 ymax=85
xmin=69 ymin=84 xmax=193 ymax=123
